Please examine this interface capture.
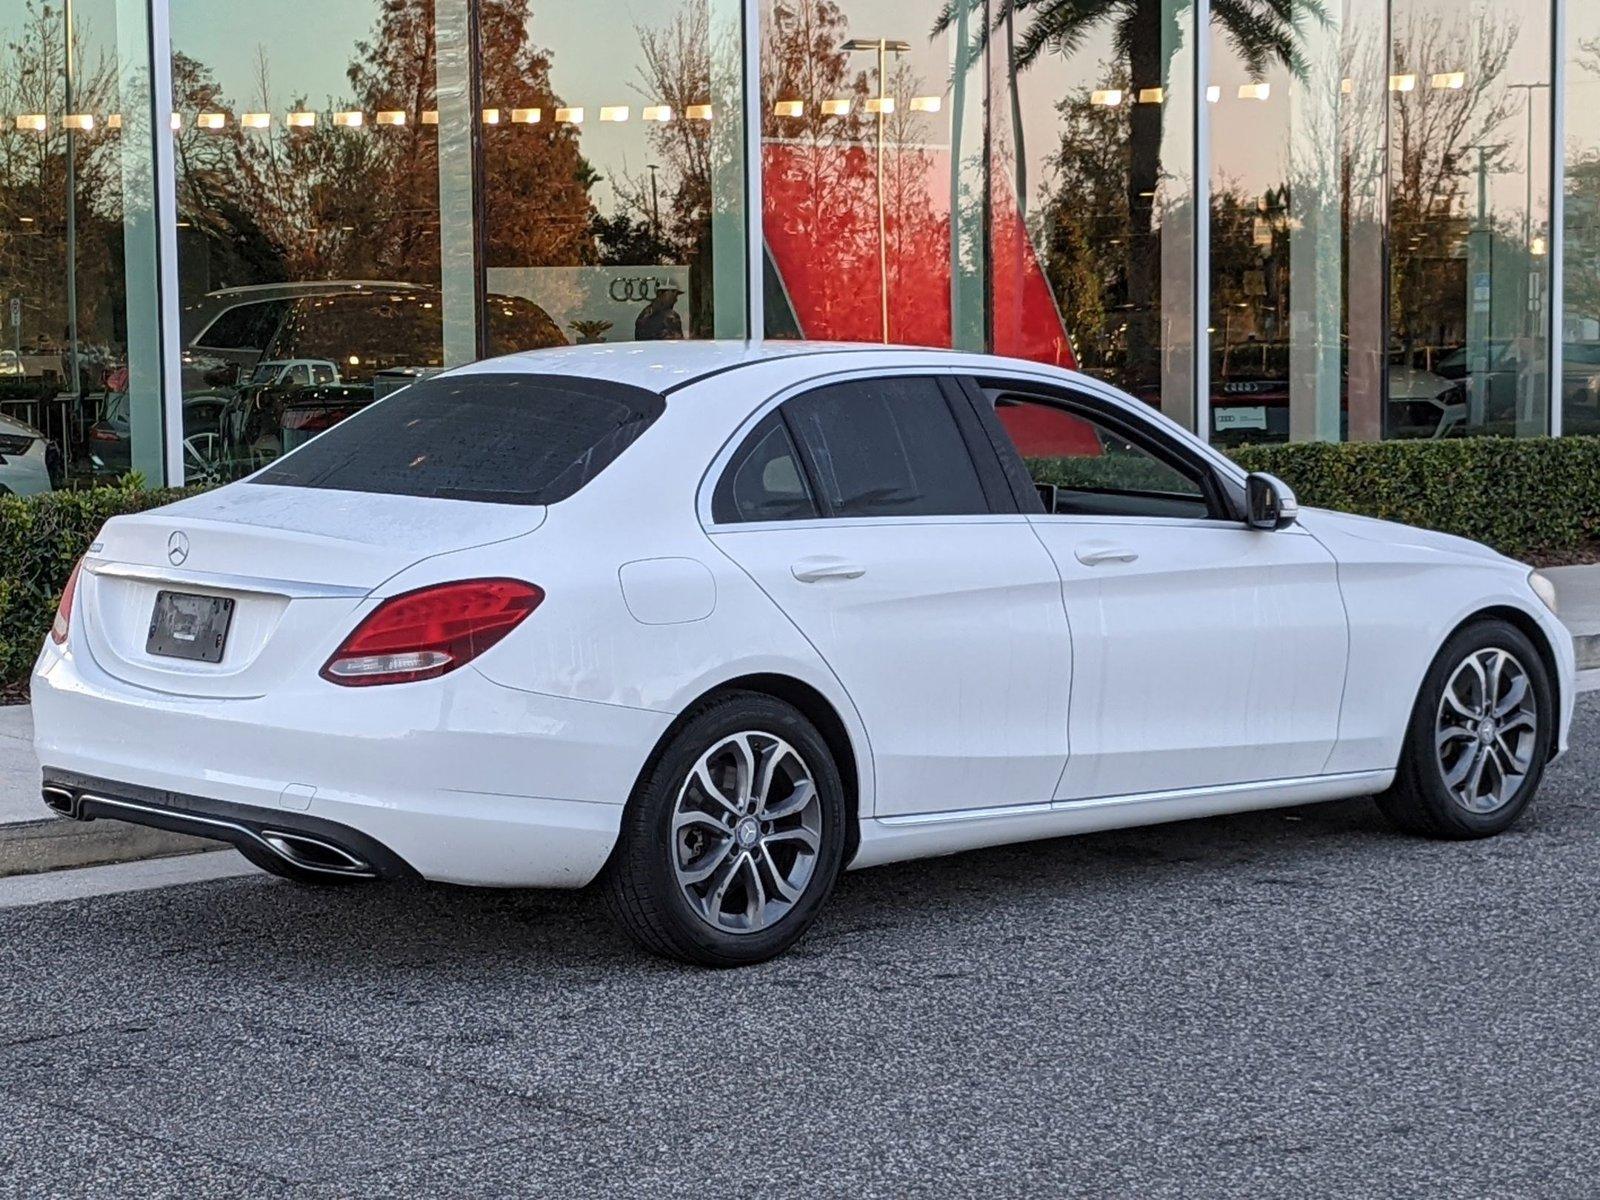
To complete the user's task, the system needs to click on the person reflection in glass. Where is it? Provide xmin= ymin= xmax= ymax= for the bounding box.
xmin=635 ymin=287 xmax=685 ymax=341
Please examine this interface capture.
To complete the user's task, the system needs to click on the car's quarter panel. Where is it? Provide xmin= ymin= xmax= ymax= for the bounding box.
xmin=1298 ymin=508 xmax=1577 ymax=771
xmin=1032 ymin=518 xmax=1349 ymax=799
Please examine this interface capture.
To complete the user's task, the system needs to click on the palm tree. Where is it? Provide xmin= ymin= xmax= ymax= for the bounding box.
xmin=934 ymin=0 xmax=1326 ymax=380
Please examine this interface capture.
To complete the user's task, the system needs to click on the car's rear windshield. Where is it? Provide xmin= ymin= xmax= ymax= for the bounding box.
xmin=251 ymin=372 xmax=665 ymax=505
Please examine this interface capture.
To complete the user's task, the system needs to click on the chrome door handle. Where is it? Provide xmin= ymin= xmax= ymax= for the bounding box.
xmin=1075 ymin=544 xmax=1139 ymax=566
xmin=791 ymin=558 xmax=867 ymax=583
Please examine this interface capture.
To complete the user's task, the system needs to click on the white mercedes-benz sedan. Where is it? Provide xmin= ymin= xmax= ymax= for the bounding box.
xmin=33 ymin=344 xmax=1575 ymax=965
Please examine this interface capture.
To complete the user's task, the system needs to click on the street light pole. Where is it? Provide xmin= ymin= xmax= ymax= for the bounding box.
xmin=647 ymin=163 xmax=661 ymax=243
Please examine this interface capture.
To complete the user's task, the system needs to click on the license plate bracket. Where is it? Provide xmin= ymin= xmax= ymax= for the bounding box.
xmin=147 ymin=591 xmax=235 ymax=663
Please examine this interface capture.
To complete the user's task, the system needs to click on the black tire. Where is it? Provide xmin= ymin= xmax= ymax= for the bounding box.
xmin=1376 ymin=618 xmax=1554 ymax=839
xmin=602 ymin=691 xmax=847 ymax=967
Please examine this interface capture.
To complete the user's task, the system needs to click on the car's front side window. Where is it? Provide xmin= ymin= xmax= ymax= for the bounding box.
xmin=985 ymin=389 xmax=1213 ymax=521
xmin=781 ymin=377 xmax=991 ymax=519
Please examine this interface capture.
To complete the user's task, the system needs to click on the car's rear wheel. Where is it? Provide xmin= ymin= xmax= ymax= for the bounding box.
xmin=602 ymin=692 xmax=846 ymax=967
xmin=1377 ymin=618 xmax=1554 ymax=839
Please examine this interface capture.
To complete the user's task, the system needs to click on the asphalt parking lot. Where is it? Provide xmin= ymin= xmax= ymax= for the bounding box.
xmin=2 ymin=695 xmax=1598 ymax=1198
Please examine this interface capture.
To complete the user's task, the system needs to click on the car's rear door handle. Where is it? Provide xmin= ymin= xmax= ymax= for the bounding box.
xmin=1075 ymin=543 xmax=1139 ymax=566
xmin=791 ymin=558 xmax=867 ymax=583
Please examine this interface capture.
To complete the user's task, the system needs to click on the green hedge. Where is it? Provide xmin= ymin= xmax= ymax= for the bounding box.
xmin=0 ymin=483 xmax=196 ymax=690
xmin=1228 ymin=436 xmax=1600 ymax=562
xmin=1 ymin=436 xmax=1597 ymax=691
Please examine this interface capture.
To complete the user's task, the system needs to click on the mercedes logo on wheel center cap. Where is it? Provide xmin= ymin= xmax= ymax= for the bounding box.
xmin=736 ymin=817 xmax=760 ymax=848
xmin=167 ymin=530 xmax=190 ymax=567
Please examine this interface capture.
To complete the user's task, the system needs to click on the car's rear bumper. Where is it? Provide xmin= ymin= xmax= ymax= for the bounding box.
xmin=32 ymin=639 xmax=672 ymax=887
xmin=41 ymin=770 xmax=424 ymax=881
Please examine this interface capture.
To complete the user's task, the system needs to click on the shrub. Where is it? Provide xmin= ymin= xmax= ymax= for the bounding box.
xmin=1228 ymin=436 xmax=1600 ymax=562
xmin=0 ymin=482 xmax=197 ymax=690
xmin=2 ymin=436 xmax=1597 ymax=692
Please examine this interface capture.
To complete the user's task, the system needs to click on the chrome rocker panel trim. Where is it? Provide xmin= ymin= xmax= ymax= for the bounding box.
xmin=849 ymin=770 xmax=1396 ymax=869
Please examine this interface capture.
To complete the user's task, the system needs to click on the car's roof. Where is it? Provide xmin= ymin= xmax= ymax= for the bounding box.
xmin=453 ymin=340 xmax=988 ymax=394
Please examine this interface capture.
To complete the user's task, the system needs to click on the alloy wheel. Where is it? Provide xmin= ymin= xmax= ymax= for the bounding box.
xmin=671 ymin=730 xmax=822 ymax=935
xmin=1434 ymin=647 xmax=1539 ymax=815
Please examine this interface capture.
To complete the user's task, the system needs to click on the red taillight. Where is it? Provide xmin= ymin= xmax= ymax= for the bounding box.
xmin=281 ymin=407 xmax=351 ymax=433
xmin=50 ymin=559 xmax=83 ymax=645
xmin=320 ymin=578 xmax=543 ymax=687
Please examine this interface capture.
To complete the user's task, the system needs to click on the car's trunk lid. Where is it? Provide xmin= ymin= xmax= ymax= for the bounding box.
xmin=79 ymin=484 xmax=545 ymax=698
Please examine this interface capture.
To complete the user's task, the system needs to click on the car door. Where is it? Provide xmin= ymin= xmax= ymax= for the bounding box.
xmin=705 ymin=372 xmax=1072 ymax=817
xmin=961 ymin=376 xmax=1349 ymax=801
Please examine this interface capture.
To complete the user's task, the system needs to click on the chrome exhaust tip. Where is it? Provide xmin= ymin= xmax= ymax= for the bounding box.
xmin=260 ymin=829 xmax=371 ymax=875
xmin=41 ymin=785 xmax=80 ymax=819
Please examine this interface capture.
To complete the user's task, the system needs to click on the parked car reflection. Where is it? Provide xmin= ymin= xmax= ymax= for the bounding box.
xmin=88 ymin=390 xmax=227 ymax=483
xmin=179 ymin=281 xmax=564 ymax=478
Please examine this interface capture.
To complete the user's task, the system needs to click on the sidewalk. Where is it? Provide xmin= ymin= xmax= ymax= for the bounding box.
xmin=3 ymin=565 xmax=1599 ymax=877
xmin=1545 ymin=564 xmax=1600 ymax=673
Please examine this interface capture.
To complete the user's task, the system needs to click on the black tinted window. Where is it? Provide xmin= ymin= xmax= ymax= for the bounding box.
xmin=252 ymin=373 xmax=663 ymax=505
xmin=197 ymin=301 xmax=289 ymax=352
xmin=783 ymin=378 xmax=989 ymax=518
xmin=712 ymin=413 xmax=817 ymax=523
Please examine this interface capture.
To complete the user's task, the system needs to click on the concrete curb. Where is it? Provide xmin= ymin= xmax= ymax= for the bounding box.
xmin=0 ymin=814 xmax=212 ymax=879
xmin=1576 ymin=633 xmax=1600 ymax=672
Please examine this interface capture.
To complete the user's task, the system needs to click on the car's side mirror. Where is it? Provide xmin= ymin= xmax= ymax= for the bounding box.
xmin=1245 ymin=472 xmax=1299 ymax=531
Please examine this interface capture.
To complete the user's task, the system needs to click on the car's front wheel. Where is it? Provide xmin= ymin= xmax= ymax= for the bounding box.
xmin=1377 ymin=618 xmax=1554 ymax=838
xmin=602 ymin=692 xmax=846 ymax=966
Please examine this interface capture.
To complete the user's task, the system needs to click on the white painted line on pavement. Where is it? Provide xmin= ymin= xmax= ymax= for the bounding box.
xmin=0 ymin=850 xmax=263 ymax=910
xmin=1577 ymin=668 xmax=1600 ymax=694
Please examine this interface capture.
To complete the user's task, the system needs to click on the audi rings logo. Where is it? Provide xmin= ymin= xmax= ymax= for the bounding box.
xmin=608 ymin=276 xmax=666 ymax=303
xmin=167 ymin=530 xmax=190 ymax=567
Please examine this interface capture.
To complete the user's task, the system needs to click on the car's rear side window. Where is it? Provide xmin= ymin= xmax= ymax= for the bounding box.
xmin=712 ymin=412 xmax=819 ymax=523
xmin=252 ymin=373 xmax=664 ymax=505
xmin=782 ymin=377 xmax=991 ymax=518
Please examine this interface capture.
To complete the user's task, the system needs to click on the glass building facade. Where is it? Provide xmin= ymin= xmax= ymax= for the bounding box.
xmin=0 ymin=0 xmax=1592 ymax=490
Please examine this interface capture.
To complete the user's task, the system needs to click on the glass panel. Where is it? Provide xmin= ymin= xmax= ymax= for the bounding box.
xmin=784 ymin=377 xmax=990 ymax=516
xmin=477 ymin=0 xmax=747 ymax=349
xmin=1565 ymin=0 xmax=1600 ymax=435
xmin=711 ymin=412 xmax=818 ymax=523
xmin=253 ymin=373 xmax=664 ymax=505
xmin=0 ymin=0 xmax=160 ymax=488
xmin=168 ymin=0 xmax=455 ymax=481
xmin=1207 ymin=0 xmax=1347 ymax=447
xmin=1389 ymin=0 xmax=1552 ymax=438
xmin=992 ymin=394 xmax=1207 ymax=519
xmin=1343 ymin=0 xmax=1390 ymax=441
xmin=759 ymin=0 xmax=980 ymax=347
xmin=990 ymin=0 xmax=1198 ymax=427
